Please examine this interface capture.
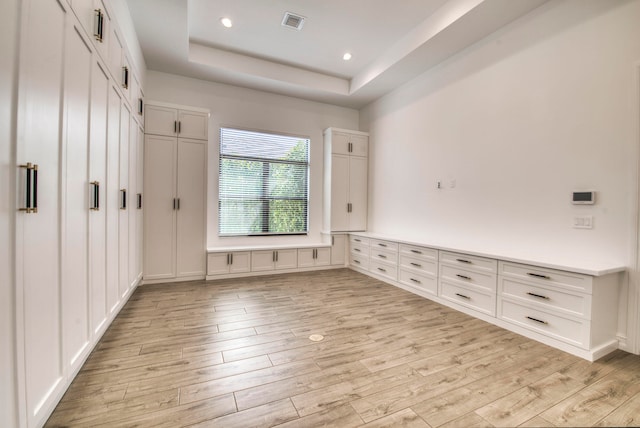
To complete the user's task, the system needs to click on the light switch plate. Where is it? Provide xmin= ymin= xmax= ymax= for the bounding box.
xmin=573 ymin=215 xmax=593 ymax=229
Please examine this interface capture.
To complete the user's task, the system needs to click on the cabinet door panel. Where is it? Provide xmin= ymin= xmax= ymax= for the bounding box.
xmin=62 ymin=22 xmax=92 ymax=371
xmin=89 ymin=59 xmax=109 ymax=335
xmin=331 ymin=235 xmax=346 ymax=266
xmin=297 ymin=248 xmax=315 ymax=268
xmin=207 ymin=253 xmax=230 ymax=275
xmin=315 ymin=248 xmax=331 ymax=266
xmin=330 ymin=155 xmax=349 ymax=231
xmin=331 ymin=132 xmax=350 ymax=155
xmin=251 ymin=250 xmax=275 ymax=272
xmin=145 ymin=105 xmax=177 ymax=137
xmin=143 ymin=135 xmax=177 ymax=279
xmin=348 ymin=156 xmax=368 ymax=231
xmin=16 ymin=0 xmax=67 ymax=424
xmin=107 ymin=25 xmax=123 ymax=83
xmin=275 ymin=249 xmax=297 ymax=270
xmin=350 ymin=134 xmax=368 ymax=157
xmin=128 ymin=116 xmax=138 ymax=288
xmin=178 ymin=110 xmax=208 ymax=140
xmin=106 ymin=85 xmax=121 ymax=312
xmin=229 ymin=252 xmax=251 ymax=273
xmin=176 ymin=139 xmax=206 ymax=277
xmin=118 ymin=104 xmax=130 ymax=298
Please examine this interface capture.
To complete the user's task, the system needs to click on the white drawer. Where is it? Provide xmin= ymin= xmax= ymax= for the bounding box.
xmin=399 ymin=255 xmax=437 ymax=276
xmin=350 ymin=253 xmax=369 ymax=270
xmin=399 ymin=244 xmax=438 ymax=262
xmin=500 ymin=277 xmax=591 ymax=319
xmin=499 ymin=299 xmax=588 ymax=349
xmin=440 ymin=264 xmax=497 ymax=293
xmin=370 ymin=247 xmax=398 ymax=265
xmin=499 ymin=261 xmax=592 ymax=294
xmin=350 ymin=235 xmax=370 ymax=246
xmin=399 ymin=269 xmax=437 ymax=296
xmin=440 ymin=280 xmax=496 ymax=316
xmin=350 ymin=242 xmax=370 ymax=257
xmin=440 ymin=251 xmax=497 ymax=274
xmin=370 ymin=260 xmax=398 ymax=281
xmin=370 ymin=239 xmax=399 ymax=252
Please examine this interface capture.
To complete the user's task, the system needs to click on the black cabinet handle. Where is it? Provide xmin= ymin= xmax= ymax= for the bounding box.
xmin=410 ymin=262 xmax=422 ymax=268
xmin=178 ymin=121 xmax=181 ymax=133
xmin=90 ymin=181 xmax=100 ymax=211
xmin=378 ymin=243 xmax=387 ymax=247
xmin=455 ymin=293 xmax=470 ymax=300
xmin=137 ymin=193 xmax=142 ymax=209
xmin=94 ymin=9 xmax=104 ymax=42
xmin=174 ymin=121 xmax=177 ymax=133
xmin=410 ymin=249 xmax=422 ymax=254
xmin=138 ymin=98 xmax=144 ymax=116
xmin=378 ymin=254 xmax=387 ymax=259
xmin=377 ymin=267 xmax=387 ymax=273
xmin=410 ymin=278 xmax=421 ymax=284
xmin=456 ymin=274 xmax=471 ymax=281
xmin=122 ymin=66 xmax=129 ymax=89
xmin=120 ymin=189 xmax=127 ymax=210
xmin=526 ymin=316 xmax=548 ymax=325
xmin=19 ymin=163 xmax=38 ymax=213
xmin=353 ymin=259 xmax=360 ymax=264
xmin=456 ymin=258 xmax=472 ymax=264
xmin=527 ymin=272 xmax=551 ymax=280
xmin=527 ymin=292 xmax=550 ymax=300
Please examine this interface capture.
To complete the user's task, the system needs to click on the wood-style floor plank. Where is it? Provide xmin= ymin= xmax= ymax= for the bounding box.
xmin=45 ymin=269 xmax=640 ymax=427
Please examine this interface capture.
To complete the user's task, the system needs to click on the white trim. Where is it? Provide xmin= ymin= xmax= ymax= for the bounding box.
xmin=630 ymin=62 xmax=640 ymax=355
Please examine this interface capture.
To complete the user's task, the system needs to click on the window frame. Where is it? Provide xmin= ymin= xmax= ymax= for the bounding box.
xmin=218 ymin=126 xmax=311 ymax=237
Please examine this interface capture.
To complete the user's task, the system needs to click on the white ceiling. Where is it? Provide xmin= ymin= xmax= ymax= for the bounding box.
xmin=126 ymin=0 xmax=549 ymax=108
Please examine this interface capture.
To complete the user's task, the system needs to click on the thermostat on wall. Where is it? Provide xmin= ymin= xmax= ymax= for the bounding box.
xmin=572 ymin=191 xmax=595 ymax=205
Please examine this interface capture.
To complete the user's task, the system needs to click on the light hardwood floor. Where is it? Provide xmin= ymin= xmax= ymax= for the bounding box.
xmin=46 ymin=269 xmax=640 ymax=427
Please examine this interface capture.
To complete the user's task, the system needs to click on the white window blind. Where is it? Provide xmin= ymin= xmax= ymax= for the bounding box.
xmin=219 ymin=127 xmax=310 ymax=236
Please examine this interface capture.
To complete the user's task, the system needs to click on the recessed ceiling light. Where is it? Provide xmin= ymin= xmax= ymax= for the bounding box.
xmin=343 ymin=53 xmax=352 ymax=61
xmin=220 ymin=17 xmax=233 ymax=28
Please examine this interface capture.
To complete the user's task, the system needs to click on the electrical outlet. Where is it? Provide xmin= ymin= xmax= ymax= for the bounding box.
xmin=573 ymin=215 xmax=593 ymax=229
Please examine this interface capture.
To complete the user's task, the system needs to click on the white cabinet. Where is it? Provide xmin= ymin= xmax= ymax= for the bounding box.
xmin=15 ymin=1 xmax=68 ymax=424
xmin=398 ymin=244 xmax=438 ymax=297
xmin=439 ymin=251 xmax=498 ymax=317
xmin=118 ymin=103 xmax=131 ymax=298
xmin=251 ymin=249 xmax=298 ymax=272
xmin=330 ymin=234 xmax=347 ymax=266
xmin=145 ymin=104 xmax=209 ymax=140
xmin=144 ymin=104 xmax=207 ymax=282
xmin=74 ymin=0 xmax=110 ymax=60
xmin=298 ymin=247 xmax=331 ymax=268
xmin=323 ymin=128 xmax=368 ymax=232
xmin=497 ymin=262 xmax=619 ymax=358
xmin=207 ymin=252 xmax=251 ymax=275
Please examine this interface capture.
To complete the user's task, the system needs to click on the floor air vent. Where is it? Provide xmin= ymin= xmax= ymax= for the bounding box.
xmin=281 ymin=12 xmax=305 ymax=30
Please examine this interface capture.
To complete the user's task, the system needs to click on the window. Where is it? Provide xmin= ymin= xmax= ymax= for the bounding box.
xmin=219 ymin=127 xmax=310 ymax=236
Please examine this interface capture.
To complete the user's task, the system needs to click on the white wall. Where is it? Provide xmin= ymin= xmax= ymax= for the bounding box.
xmin=1 ymin=0 xmax=18 ymax=425
xmin=360 ymin=0 xmax=640 ymax=349
xmin=145 ymin=71 xmax=359 ymax=248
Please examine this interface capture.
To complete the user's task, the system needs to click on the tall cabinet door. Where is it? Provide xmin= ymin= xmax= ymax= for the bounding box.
xmin=348 ymin=156 xmax=368 ymax=231
xmin=15 ymin=0 xmax=67 ymax=425
xmin=61 ymin=21 xmax=92 ymax=373
xmin=144 ymin=135 xmax=177 ymax=280
xmin=118 ymin=104 xmax=130 ymax=298
xmin=106 ymin=84 xmax=122 ymax=313
xmin=176 ymin=139 xmax=206 ymax=277
xmin=128 ymin=114 xmax=138 ymax=289
xmin=330 ymin=154 xmax=349 ymax=232
xmin=89 ymin=58 xmax=109 ymax=336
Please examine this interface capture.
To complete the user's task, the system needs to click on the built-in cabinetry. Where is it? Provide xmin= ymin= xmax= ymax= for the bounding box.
xmin=298 ymin=247 xmax=331 ymax=268
xmin=330 ymin=234 xmax=347 ymax=266
xmin=14 ymin=0 xmax=144 ymax=425
xmin=143 ymin=103 xmax=209 ymax=282
xmin=323 ymin=128 xmax=368 ymax=232
xmin=207 ymin=252 xmax=251 ymax=275
xmin=252 ymin=249 xmax=298 ymax=272
xmin=348 ymin=232 xmax=623 ymax=361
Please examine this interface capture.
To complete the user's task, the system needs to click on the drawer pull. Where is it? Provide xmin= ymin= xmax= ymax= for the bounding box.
xmin=526 ymin=316 xmax=548 ymax=325
xmin=410 ymin=262 xmax=422 ymax=268
xmin=456 ymin=274 xmax=471 ymax=281
xmin=455 ymin=293 xmax=470 ymax=300
xmin=353 ymin=260 xmax=360 ymax=264
xmin=527 ymin=272 xmax=551 ymax=280
xmin=527 ymin=292 xmax=550 ymax=300
xmin=410 ymin=249 xmax=423 ymax=254
xmin=456 ymin=258 xmax=472 ymax=264
xmin=354 ymin=238 xmax=361 ymax=242
xmin=378 ymin=243 xmax=388 ymax=247
xmin=378 ymin=254 xmax=387 ymax=259
xmin=354 ymin=248 xmax=361 ymax=252
xmin=410 ymin=278 xmax=421 ymax=284
xmin=377 ymin=267 xmax=387 ymax=273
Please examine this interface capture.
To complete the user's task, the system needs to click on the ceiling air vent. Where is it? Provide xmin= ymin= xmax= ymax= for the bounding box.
xmin=281 ymin=12 xmax=305 ymax=30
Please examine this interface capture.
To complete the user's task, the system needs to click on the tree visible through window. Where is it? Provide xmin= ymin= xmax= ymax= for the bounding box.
xmin=219 ymin=127 xmax=309 ymax=236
